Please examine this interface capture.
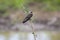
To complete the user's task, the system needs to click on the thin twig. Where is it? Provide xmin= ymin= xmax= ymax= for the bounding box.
xmin=30 ymin=20 xmax=36 ymax=40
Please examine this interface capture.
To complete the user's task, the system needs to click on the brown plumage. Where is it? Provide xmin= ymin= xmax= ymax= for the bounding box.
xmin=22 ymin=12 xmax=33 ymax=23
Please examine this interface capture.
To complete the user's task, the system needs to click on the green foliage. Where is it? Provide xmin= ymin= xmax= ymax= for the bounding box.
xmin=0 ymin=0 xmax=13 ymax=10
xmin=0 ymin=0 xmax=32 ymax=17
xmin=34 ymin=0 xmax=60 ymax=11
xmin=0 ymin=0 xmax=32 ymax=10
xmin=0 ymin=0 xmax=60 ymax=12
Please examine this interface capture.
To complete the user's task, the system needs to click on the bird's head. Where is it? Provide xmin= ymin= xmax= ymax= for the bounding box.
xmin=29 ymin=11 xmax=33 ymax=14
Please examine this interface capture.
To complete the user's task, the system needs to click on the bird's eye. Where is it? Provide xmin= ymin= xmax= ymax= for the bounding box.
xmin=29 ymin=11 xmax=32 ymax=13
xmin=31 ymin=12 xmax=32 ymax=13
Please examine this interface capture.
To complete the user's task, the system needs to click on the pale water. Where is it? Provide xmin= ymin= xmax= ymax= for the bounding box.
xmin=0 ymin=31 xmax=51 ymax=40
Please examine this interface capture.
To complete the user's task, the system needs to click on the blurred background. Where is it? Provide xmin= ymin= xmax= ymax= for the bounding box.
xmin=0 ymin=0 xmax=60 ymax=40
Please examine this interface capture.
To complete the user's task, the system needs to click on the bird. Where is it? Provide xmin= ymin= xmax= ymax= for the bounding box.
xmin=22 ymin=11 xmax=33 ymax=23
